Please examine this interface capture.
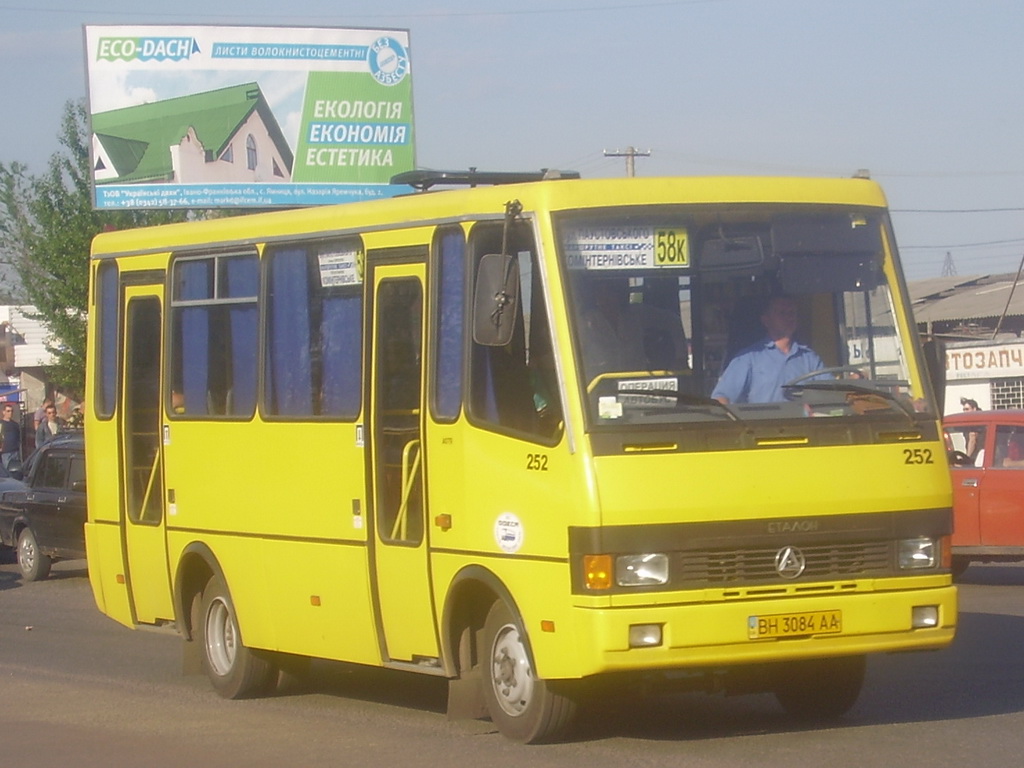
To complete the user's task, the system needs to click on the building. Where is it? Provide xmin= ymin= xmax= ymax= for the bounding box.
xmin=909 ymin=273 xmax=1024 ymax=413
xmin=0 ymin=305 xmax=56 ymax=408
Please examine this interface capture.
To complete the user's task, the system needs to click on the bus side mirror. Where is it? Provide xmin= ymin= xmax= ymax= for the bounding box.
xmin=472 ymin=253 xmax=520 ymax=346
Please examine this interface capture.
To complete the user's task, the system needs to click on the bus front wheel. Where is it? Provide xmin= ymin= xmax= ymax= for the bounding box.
xmin=199 ymin=574 xmax=276 ymax=699
xmin=774 ymin=655 xmax=865 ymax=720
xmin=480 ymin=600 xmax=577 ymax=743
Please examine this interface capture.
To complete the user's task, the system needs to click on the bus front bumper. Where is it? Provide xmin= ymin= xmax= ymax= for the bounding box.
xmin=549 ymin=582 xmax=956 ymax=679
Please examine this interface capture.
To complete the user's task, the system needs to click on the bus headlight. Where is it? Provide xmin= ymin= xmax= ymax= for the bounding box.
xmin=898 ymin=537 xmax=938 ymax=570
xmin=616 ymin=553 xmax=669 ymax=586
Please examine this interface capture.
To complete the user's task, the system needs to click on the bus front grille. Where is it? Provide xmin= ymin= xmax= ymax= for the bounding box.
xmin=676 ymin=540 xmax=893 ymax=585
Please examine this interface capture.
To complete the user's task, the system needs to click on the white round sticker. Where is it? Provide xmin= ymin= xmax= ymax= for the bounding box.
xmin=494 ymin=512 xmax=524 ymax=554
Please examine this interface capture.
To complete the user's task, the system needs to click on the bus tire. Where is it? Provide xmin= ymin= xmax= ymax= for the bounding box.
xmin=480 ymin=599 xmax=577 ymax=743
xmin=774 ymin=655 xmax=865 ymax=721
xmin=199 ymin=574 xmax=276 ymax=699
xmin=17 ymin=527 xmax=51 ymax=582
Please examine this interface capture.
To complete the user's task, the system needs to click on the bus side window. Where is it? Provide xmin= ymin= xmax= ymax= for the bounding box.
xmin=468 ymin=224 xmax=561 ymax=443
xmin=170 ymin=253 xmax=259 ymax=419
xmin=432 ymin=228 xmax=465 ymax=422
xmin=264 ymin=240 xmax=363 ymax=419
xmin=95 ymin=260 xmax=120 ymax=419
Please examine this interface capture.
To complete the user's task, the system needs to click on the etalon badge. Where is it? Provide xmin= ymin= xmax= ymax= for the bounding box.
xmin=774 ymin=546 xmax=806 ymax=579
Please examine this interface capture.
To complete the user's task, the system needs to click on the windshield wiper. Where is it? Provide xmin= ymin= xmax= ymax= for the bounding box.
xmin=612 ymin=389 xmax=741 ymax=421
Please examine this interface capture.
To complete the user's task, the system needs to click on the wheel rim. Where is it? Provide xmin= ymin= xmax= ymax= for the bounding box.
xmin=205 ymin=596 xmax=237 ymax=677
xmin=489 ymin=621 xmax=534 ymax=717
xmin=18 ymin=533 xmax=36 ymax=573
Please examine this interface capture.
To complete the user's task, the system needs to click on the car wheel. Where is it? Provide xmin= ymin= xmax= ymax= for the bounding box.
xmin=198 ymin=574 xmax=277 ymax=699
xmin=17 ymin=527 xmax=51 ymax=582
xmin=951 ymin=556 xmax=971 ymax=580
xmin=480 ymin=599 xmax=577 ymax=743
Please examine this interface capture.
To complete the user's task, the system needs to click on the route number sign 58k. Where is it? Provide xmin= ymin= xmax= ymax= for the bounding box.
xmin=655 ymin=229 xmax=689 ymax=266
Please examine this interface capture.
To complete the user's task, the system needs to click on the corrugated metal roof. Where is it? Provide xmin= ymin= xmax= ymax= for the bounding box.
xmin=14 ymin=344 xmax=54 ymax=368
xmin=0 ymin=306 xmax=56 ymax=367
xmin=910 ymin=273 xmax=1024 ymax=323
xmin=908 ymin=275 xmax=989 ymax=302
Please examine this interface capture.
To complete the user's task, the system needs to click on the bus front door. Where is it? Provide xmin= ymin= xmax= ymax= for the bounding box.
xmin=120 ymin=287 xmax=173 ymax=624
xmin=368 ymin=261 xmax=440 ymax=665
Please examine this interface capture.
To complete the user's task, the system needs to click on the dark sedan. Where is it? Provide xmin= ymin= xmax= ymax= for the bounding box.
xmin=0 ymin=432 xmax=86 ymax=581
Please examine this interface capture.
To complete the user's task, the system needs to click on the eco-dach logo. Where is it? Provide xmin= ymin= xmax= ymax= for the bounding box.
xmin=97 ymin=37 xmax=200 ymax=62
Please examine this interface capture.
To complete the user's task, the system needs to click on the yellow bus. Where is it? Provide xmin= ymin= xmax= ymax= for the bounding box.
xmin=84 ymin=171 xmax=956 ymax=742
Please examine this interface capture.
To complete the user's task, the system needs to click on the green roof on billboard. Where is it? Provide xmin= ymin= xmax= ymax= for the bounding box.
xmin=91 ymin=82 xmax=293 ymax=184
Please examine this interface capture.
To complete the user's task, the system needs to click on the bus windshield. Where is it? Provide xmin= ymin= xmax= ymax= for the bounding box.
xmin=556 ymin=205 xmax=931 ymax=426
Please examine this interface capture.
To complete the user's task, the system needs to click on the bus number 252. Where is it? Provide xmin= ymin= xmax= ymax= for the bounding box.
xmin=526 ymin=453 xmax=549 ymax=471
xmin=903 ymin=448 xmax=934 ymax=465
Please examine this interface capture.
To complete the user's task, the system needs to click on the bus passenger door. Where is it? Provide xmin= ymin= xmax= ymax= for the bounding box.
xmin=368 ymin=261 xmax=440 ymax=664
xmin=120 ymin=287 xmax=173 ymax=624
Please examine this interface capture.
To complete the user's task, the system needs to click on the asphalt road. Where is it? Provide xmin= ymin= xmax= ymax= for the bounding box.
xmin=2 ymin=552 xmax=1024 ymax=768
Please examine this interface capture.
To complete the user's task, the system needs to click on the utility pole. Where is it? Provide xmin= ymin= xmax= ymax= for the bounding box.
xmin=993 ymin=252 xmax=1024 ymax=339
xmin=604 ymin=146 xmax=650 ymax=177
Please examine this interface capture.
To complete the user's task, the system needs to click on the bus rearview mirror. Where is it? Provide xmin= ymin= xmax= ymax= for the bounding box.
xmin=473 ymin=253 xmax=520 ymax=347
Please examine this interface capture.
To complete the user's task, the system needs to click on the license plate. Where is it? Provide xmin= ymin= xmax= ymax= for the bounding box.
xmin=748 ymin=610 xmax=842 ymax=639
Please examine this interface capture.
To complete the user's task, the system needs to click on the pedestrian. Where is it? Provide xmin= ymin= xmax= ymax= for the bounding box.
xmin=34 ymin=397 xmax=54 ymax=430
xmin=0 ymin=402 xmax=22 ymax=472
xmin=35 ymin=402 xmax=63 ymax=447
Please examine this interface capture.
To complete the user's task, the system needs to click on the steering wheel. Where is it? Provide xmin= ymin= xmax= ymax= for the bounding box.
xmin=948 ymin=450 xmax=972 ymax=466
xmin=783 ymin=366 xmax=868 ymax=388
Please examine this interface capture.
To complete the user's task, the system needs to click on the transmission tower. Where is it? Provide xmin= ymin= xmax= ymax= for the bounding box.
xmin=941 ymin=251 xmax=957 ymax=277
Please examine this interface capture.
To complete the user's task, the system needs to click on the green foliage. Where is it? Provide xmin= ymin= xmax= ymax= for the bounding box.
xmin=0 ymin=99 xmax=192 ymax=397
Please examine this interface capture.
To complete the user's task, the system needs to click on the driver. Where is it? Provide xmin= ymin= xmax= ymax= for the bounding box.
xmin=712 ymin=294 xmax=824 ymax=404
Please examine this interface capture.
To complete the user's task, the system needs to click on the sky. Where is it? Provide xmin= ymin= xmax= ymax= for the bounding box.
xmin=1 ymin=0 xmax=1022 ymax=282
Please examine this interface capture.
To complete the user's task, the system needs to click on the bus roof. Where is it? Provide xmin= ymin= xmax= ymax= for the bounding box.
xmin=90 ymin=175 xmax=890 ymax=259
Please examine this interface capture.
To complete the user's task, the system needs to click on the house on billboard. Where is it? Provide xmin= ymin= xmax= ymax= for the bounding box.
xmin=90 ymin=82 xmax=294 ymax=185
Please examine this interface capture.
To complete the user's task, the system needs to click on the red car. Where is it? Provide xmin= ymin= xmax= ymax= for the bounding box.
xmin=944 ymin=410 xmax=1024 ymax=576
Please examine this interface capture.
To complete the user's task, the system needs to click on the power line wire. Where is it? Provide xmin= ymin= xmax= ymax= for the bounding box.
xmin=892 ymin=207 xmax=1024 ymax=214
xmin=0 ymin=1 xmax=729 ymax=20
xmin=901 ymin=238 xmax=1024 ymax=250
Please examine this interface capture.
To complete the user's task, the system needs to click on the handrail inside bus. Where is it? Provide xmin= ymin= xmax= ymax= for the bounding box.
xmin=391 ymin=439 xmax=422 ymax=541
xmin=137 ymin=447 xmax=161 ymax=523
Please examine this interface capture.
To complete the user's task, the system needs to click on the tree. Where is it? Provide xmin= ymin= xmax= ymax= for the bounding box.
xmin=0 ymin=99 xmax=191 ymax=397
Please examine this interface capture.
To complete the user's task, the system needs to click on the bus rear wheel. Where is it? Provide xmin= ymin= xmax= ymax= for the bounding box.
xmin=480 ymin=600 xmax=577 ymax=743
xmin=774 ymin=655 xmax=866 ymax=720
xmin=199 ymin=574 xmax=277 ymax=699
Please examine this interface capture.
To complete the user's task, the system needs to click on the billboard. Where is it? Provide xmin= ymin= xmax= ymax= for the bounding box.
xmin=83 ymin=25 xmax=415 ymax=209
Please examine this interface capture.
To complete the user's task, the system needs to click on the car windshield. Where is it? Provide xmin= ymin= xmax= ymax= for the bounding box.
xmin=555 ymin=205 xmax=933 ymax=428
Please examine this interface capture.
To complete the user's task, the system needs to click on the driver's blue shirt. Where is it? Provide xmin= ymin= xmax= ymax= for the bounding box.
xmin=711 ymin=338 xmax=824 ymax=403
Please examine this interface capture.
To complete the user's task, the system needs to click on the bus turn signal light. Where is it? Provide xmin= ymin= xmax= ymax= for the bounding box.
xmin=583 ymin=555 xmax=613 ymax=590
